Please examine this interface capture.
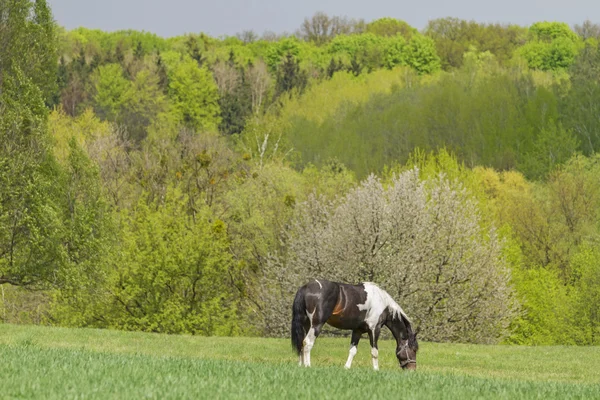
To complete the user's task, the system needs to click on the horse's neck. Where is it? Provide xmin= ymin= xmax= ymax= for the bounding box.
xmin=387 ymin=317 xmax=407 ymax=343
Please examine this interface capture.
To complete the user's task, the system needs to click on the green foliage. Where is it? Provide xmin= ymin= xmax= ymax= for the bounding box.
xmin=425 ymin=18 xmax=527 ymax=69
xmin=327 ymin=33 xmax=386 ymax=70
xmin=167 ymin=58 xmax=221 ymax=132
xmin=561 ymin=42 xmax=600 ymax=154
xmin=119 ymin=69 xmax=169 ymax=142
xmin=50 ymin=139 xmax=114 ymax=327
xmin=520 ymin=123 xmax=580 ymax=180
xmin=282 ymin=63 xmax=559 ymax=178
xmin=265 ymin=37 xmax=315 ymax=72
xmin=529 ymin=21 xmax=580 ymax=42
xmin=571 ymin=243 xmax=600 ymax=344
xmin=403 ymin=34 xmax=441 ymax=74
xmin=0 ymin=0 xmax=65 ymax=288
xmin=508 ymin=267 xmax=581 ymax=345
xmin=60 ymin=28 xmax=169 ymax=59
xmin=92 ymin=64 xmax=131 ymax=121
xmin=518 ymin=22 xmax=583 ymax=71
xmin=106 ymin=189 xmax=244 ymax=335
xmin=274 ymin=53 xmax=308 ymax=97
xmin=0 ymin=0 xmax=58 ymax=105
xmin=367 ymin=17 xmax=417 ymax=39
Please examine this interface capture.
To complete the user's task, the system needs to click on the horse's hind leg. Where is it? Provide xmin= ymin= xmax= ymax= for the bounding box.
xmin=303 ymin=310 xmax=321 ymax=367
xmin=302 ymin=280 xmax=338 ymax=367
xmin=304 ymin=314 xmax=329 ymax=367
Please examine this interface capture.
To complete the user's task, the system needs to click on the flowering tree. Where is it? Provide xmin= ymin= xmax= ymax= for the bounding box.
xmin=264 ymin=169 xmax=517 ymax=343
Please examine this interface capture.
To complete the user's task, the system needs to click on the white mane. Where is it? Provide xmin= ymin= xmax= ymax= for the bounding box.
xmin=362 ymin=282 xmax=411 ymax=323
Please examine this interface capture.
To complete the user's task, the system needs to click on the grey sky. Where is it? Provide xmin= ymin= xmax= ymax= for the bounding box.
xmin=49 ymin=0 xmax=599 ymax=38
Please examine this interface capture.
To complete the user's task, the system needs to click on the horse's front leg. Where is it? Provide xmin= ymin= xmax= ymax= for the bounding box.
xmin=368 ymin=327 xmax=381 ymax=371
xmin=344 ymin=330 xmax=362 ymax=369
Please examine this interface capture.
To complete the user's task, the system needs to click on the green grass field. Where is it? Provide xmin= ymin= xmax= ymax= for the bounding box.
xmin=1 ymin=324 xmax=599 ymax=399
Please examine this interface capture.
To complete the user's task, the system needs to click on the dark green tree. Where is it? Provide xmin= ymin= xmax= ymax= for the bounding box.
xmin=348 ymin=55 xmax=362 ymax=76
xmin=155 ymin=52 xmax=169 ymax=93
xmin=326 ymin=57 xmax=344 ymax=78
xmin=185 ymin=35 xmax=205 ymax=66
xmin=219 ymin=69 xmax=252 ymax=135
xmin=561 ymin=42 xmax=600 ymax=154
xmin=134 ymin=41 xmax=144 ymax=59
xmin=275 ymin=52 xmax=308 ymax=98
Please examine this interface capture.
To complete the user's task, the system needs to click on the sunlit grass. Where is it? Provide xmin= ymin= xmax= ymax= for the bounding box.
xmin=1 ymin=324 xmax=599 ymax=399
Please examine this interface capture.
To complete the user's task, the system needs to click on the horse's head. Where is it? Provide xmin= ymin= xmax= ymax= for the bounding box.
xmin=396 ymin=337 xmax=418 ymax=370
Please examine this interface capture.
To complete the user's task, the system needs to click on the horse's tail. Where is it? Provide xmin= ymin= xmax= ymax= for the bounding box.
xmin=291 ymin=285 xmax=307 ymax=355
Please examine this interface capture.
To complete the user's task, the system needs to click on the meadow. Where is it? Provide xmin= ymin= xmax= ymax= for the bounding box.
xmin=1 ymin=324 xmax=599 ymax=399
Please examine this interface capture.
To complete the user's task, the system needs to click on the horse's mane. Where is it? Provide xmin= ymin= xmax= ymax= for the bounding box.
xmin=367 ymin=283 xmax=418 ymax=352
xmin=400 ymin=313 xmax=419 ymax=351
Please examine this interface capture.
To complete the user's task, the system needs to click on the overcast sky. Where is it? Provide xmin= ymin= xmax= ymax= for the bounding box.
xmin=48 ymin=0 xmax=599 ymax=37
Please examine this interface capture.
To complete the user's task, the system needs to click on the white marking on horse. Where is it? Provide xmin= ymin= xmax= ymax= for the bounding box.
xmin=371 ymin=345 xmax=379 ymax=371
xmin=358 ymin=282 xmax=408 ymax=330
xmin=344 ymin=345 xmax=357 ymax=369
xmin=303 ymin=309 xmax=316 ymax=367
xmin=314 ymin=279 xmax=323 ymax=289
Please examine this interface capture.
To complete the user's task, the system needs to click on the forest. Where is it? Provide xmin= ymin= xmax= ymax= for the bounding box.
xmin=2 ymin=0 xmax=600 ymax=346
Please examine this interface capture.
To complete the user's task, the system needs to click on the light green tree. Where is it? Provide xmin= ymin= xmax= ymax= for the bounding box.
xmin=168 ymin=59 xmax=221 ymax=132
xmin=517 ymin=22 xmax=583 ymax=71
xmin=367 ymin=17 xmax=417 ymax=39
xmin=92 ymin=63 xmax=131 ymax=122
xmin=107 ymin=188 xmax=245 ymax=335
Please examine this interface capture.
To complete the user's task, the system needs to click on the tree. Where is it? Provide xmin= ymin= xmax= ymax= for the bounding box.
xmin=367 ymin=17 xmax=416 ymax=39
xmin=236 ymin=30 xmax=258 ymax=44
xmin=107 ymin=189 xmax=245 ymax=335
xmin=167 ymin=58 xmax=221 ymax=132
xmin=50 ymin=138 xmax=114 ymax=327
xmin=185 ymin=35 xmax=205 ymax=66
xmin=246 ymin=60 xmax=272 ymax=115
xmin=0 ymin=0 xmax=65 ymax=288
xmin=60 ymin=49 xmax=92 ymax=117
xmin=404 ymin=34 xmax=441 ymax=74
xmin=298 ymin=12 xmax=365 ymax=45
xmin=573 ymin=20 xmax=600 ymax=40
xmin=265 ymin=171 xmax=516 ymax=342
xmin=326 ymin=57 xmax=344 ymax=78
xmin=572 ymin=243 xmax=600 ymax=344
xmin=517 ymin=22 xmax=583 ymax=71
xmin=519 ymin=123 xmax=579 ymax=180
xmin=213 ymin=51 xmax=252 ymax=135
xmin=562 ymin=42 xmax=600 ymax=154
xmin=275 ymin=52 xmax=308 ymax=98
xmin=119 ymin=69 xmax=169 ymax=143
xmin=0 ymin=0 xmax=58 ymax=105
xmin=425 ymin=18 xmax=526 ymax=69
xmin=91 ymin=63 xmax=131 ymax=122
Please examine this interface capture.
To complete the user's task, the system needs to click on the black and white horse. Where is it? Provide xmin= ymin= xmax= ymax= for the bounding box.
xmin=291 ymin=279 xmax=418 ymax=370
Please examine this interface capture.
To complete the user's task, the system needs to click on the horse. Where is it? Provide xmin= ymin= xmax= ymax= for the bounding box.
xmin=291 ymin=279 xmax=418 ymax=370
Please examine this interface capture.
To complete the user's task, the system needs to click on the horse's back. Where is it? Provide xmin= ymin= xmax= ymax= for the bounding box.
xmin=300 ymin=279 xmax=339 ymax=313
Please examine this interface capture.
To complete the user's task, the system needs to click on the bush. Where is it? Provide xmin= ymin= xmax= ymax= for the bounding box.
xmin=264 ymin=170 xmax=516 ymax=343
